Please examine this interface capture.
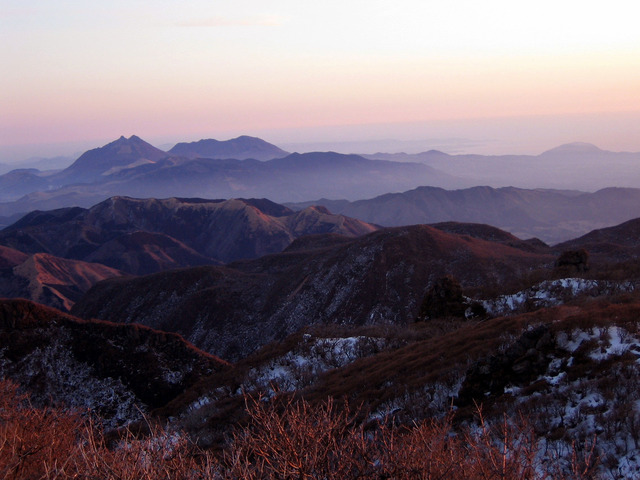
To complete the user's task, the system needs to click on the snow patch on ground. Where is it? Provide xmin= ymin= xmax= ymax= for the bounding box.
xmin=244 ymin=336 xmax=384 ymax=394
xmin=481 ymin=278 xmax=633 ymax=316
xmin=504 ymin=324 xmax=640 ymax=478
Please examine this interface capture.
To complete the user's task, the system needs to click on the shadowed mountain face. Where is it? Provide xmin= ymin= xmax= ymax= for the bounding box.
xmin=288 ymin=185 xmax=640 ymax=244
xmin=58 ymin=135 xmax=169 ymax=183
xmin=0 ymin=245 xmax=122 ymax=311
xmin=72 ymin=224 xmax=553 ymax=361
xmin=0 ymin=196 xmax=378 ymax=274
xmin=168 ymin=135 xmax=289 ymax=161
xmin=0 ymin=298 xmax=227 ymax=428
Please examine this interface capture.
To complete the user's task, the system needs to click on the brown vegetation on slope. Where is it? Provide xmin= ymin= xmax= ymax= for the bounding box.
xmin=0 ymin=378 xmax=596 ymax=479
xmin=0 ymin=299 xmax=228 ymax=427
xmin=72 ymin=224 xmax=553 ymax=360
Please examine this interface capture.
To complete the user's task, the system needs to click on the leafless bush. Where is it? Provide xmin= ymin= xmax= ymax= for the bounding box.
xmin=1 ymin=377 xmax=605 ymax=479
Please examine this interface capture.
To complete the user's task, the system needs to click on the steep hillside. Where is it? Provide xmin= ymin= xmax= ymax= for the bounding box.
xmin=556 ymin=218 xmax=640 ymax=262
xmin=72 ymin=224 xmax=553 ymax=360
xmin=0 ymin=299 xmax=228 ymax=428
xmin=57 ymin=135 xmax=168 ymax=183
xmin=0 ymin=246 xmax=122 ymax=310
xmin=0 ymin=244 xmax=28 ymax=268
xmin=0 ymin=196 xmax=377 ymax=274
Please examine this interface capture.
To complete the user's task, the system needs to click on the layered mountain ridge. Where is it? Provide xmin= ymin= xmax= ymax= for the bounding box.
xmin=0 ymin=196 xmax=378 ymax=275
xmin=0 ymin=135 xmax=452 ymax=214
xmin=289 ymin=185 xmax=640 ymax=244
xmin=72 ymin=223 xmax=553 ymax=360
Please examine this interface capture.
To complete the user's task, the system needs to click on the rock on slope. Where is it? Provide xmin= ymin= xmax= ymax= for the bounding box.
xmin=72 ymin=224 xmax=553 ymax=361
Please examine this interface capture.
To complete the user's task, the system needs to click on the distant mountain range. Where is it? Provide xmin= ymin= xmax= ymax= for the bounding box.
xmin=288 ymin=185 xmax=640 ymax=244
xmin=0 ymin=196 xmax=378 ymax=276
xmin=363 ymin=142 xmax=640 ymax=191
xmin=0 ymin=135 xmax=454 ymax=216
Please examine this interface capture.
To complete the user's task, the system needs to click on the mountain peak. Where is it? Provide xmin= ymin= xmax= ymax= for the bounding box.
xmin=60 ymin=136 xmax=167 ymax=182
xmin=168 ymin=136 xmax=288 ymax=161
xmin=540 ymin=142 xmax=604 ymax=156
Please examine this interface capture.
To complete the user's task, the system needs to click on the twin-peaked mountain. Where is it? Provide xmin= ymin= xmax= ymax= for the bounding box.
xmin=0 ymin=135 xmax=453 ymax=215
xmin=0 ymin=196 xmax=378 ymax=275
xmin=72 ymin=224 xmax=553 ymax=361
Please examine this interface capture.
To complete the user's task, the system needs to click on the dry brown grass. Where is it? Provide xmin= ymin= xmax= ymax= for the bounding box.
xmin=1 ymin=376 xmax=599 ymax=479
xmin=0 ymin=378 xmax=217 ymax=479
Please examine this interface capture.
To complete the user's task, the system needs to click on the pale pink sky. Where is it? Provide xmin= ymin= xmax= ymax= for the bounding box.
xmin=2 ymin=0 xmax=639 ymax=160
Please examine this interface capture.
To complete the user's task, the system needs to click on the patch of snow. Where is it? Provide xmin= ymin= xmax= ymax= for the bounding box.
xmin=480 ymin=278 xmax=634 ymax=316
xmin=243 ymin=336 xmax=385 ymax=395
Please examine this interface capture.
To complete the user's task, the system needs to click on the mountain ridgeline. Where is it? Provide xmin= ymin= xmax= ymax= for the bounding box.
xmin=168 ymin=135 xmax=289 ymax=160
xmin=71 ymin=224 xmax=554 ymax=361
xmin=4 ymin=135 xmax=640 ymax=245
xmin=288 ymin=185 xmax=640 ymax=244
xmin=0 ymin=298 xmax=227 ymax=428
xmin=0 ymin=135 xmax=453 ymax=216
xmin=0 ymin=196 xmax=378 ymax=275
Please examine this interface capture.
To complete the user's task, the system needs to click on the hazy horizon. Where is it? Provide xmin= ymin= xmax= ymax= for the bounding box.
xmin=2 ymin=1 xmax=639 ymax=163
xmin=3 ymin=109 xmax=640 ymax=165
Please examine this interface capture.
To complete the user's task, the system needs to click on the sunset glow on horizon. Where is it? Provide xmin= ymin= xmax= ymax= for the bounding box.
xmin=2 ymin=0 xmax=640 ymax=159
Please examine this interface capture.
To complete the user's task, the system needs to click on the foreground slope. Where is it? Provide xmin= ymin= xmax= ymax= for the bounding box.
xmin=72 ymin=224 xmax=553 ymax=360
xmin=0 ymin=299 xmax=228 ymax=428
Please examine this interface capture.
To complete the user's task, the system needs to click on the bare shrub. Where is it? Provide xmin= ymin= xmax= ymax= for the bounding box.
xmin=0 ymin=379 xmax=82 ymax=479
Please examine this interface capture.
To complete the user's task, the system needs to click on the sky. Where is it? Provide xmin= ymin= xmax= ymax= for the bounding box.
xmin=2 ymin=0 xmax=640 ymax=161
